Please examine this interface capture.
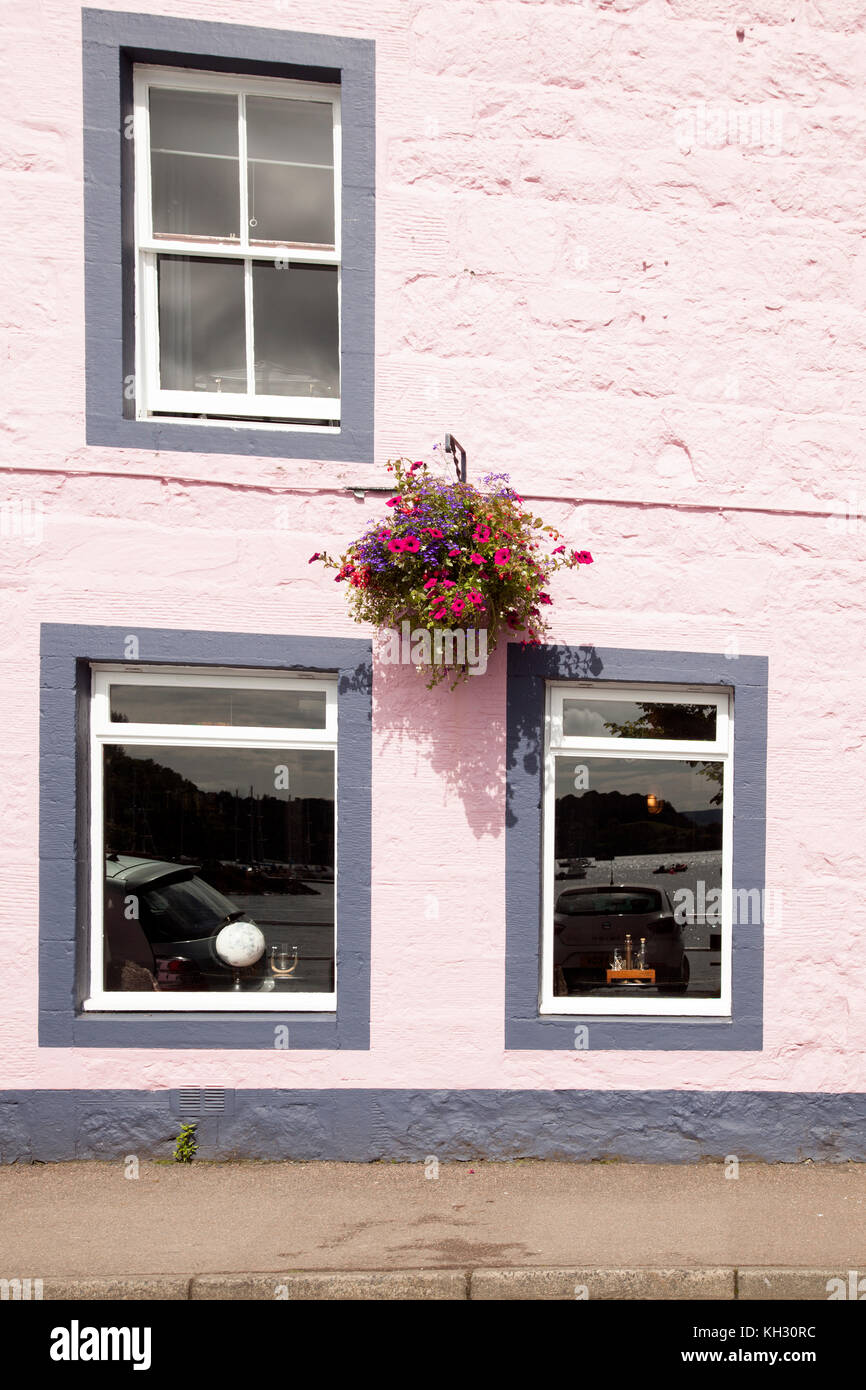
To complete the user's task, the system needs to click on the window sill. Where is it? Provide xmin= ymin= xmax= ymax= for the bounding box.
xmin=539 ymin=998 xmax=731 ymax=1019
xmin=82 ymin=994 xmax=337 ymax=1013
xmin=141 ymin=414 xmax=341 ymax=433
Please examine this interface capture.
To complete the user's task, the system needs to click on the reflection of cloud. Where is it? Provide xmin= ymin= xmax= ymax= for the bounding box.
xmin=562 ymin=706 xmax=611 ymax=737
xmin=118 ymin=744 xmax=334 ymax=801
xmin=555 ymin=756 xmax=721 ymax=813
xmin=111 ymin=684 xmax=326 ymax=729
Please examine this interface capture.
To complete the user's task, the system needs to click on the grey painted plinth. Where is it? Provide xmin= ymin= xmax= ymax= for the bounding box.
xmin=1 ymin=1089 xmax=864 ymax=1164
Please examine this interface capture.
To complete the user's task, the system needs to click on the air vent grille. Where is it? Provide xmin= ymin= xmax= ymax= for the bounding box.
xmin=176 ymin=1087 xmax=227 ymax=1116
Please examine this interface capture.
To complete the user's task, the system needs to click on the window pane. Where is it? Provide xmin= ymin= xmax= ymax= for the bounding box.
xmin=149 ymin=89 xmax=240 ymax=239
xmin=246 ymin=96 xmax=334 ymax=164
xmin=109 ymin=684 xmax=327 ymax=729
xmin=246 ymin=95 xmax=334 ymax=245
xmin=252 ymin=262 xmax=339 ymax=398
xmin=103 ymin=745 xmax=335 ymax=995
xmin=561 ymin=698 xmax=717 ymax=741
xmin=552 ymin=755 xmax=723 ymax=1001
xmin=158 ymin=256 xmax=246 ymax=393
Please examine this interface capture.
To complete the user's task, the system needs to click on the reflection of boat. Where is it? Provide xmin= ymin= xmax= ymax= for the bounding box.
xmin=555 ymin=856 xmax=590 ymax=879
xmin=205 ymin=860 xmax=320 ymax=895
xmin=653 ymin=862 xmax=689 ymax=875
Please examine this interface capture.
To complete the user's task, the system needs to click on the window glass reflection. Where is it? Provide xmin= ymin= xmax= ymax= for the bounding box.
xmin=109 ymin=684 xmax=327 ymax=729
xmin=103 ymin=745 xmax=335 ymax=995
xmin=553 ymin=756 xmax=723 ymax=999
xmin=561 ymin=700 xmax=717 ymax=741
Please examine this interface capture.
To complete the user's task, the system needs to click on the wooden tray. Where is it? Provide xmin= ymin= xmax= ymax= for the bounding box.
xmin=606 ymin=968 xmax=656 ymax=983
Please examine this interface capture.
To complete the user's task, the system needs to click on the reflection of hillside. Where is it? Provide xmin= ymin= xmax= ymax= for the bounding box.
xmin=103 ymin=746 xmax=334 ymax=870
xmin=556 ymin=789 xmax=723 ymax=858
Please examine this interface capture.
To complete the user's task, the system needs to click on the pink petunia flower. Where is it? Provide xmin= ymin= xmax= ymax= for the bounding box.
xmin=448 ymin=548 xmax=461 ymax=557
xmin=387 ymin=538 xmax=405 ymax=553
xmin=308 ymin=553 xmax=321 ymax=563
xmin=441 ymin=579 xmax=457 ymax=588
xmin=575 ymin=550 xmax=593 ymax=564
xmin=493 ymin=548 xmax=511 ymax=565
xmin=430 ymin=606 xmax=447 ymax=620
xmin=423 ymin=577 xmax=438 ymax=590
xmin=470 ymin=553 xmax=485 ymax=565
xmin=402 ymin=535 xmax=421 ymax=553
xmin=552 ymin=545 xmax=566 ymax=554
xmin=466 ymin=590 xmax=485 ymax=605
xmin=385 ymin=497 xmax=401 ymax=508
xmin=473 ymin=524 xmax=492 ymax=542
xmin=451 ymin=598 xmax=466 ymax=616
xmin=538 ymin=592 xmax=553 ymax=604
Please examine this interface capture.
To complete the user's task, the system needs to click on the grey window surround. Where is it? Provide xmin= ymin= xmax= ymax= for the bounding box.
xmin=82 ymin=8 xmax=375 ymax=462
xmin=39 ymin=624 xmax=372 ymax=1049
xmin=505 ymin=643 xmax=768 ymax=1051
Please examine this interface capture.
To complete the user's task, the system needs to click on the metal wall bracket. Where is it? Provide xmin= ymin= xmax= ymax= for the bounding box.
xmin=444 ymin=433 xmax=467 ymax=483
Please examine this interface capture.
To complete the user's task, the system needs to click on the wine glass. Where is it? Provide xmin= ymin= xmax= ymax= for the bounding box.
xmin=269 ymin=944 xmax=299 ymax=980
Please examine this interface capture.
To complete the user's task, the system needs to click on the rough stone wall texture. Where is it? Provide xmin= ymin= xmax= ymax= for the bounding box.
xmin=1 ymin=3 xmax=865 ymax=1114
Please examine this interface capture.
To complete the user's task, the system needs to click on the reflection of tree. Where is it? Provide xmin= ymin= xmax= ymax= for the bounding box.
xmin=556 ymin=788 xmax=722 ymax=858
xmin=603 ymin=703 xmax=723 ymax=806
xmin=103 ymin=746 xmax=334 ymax=868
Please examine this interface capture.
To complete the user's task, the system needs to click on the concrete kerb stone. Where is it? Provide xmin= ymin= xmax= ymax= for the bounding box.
xmin=470 ymin=1267 xmax=736 ymax=1300
xmin=190 ymin=1270 xmax=470 ymax=1300
xmin=737 ymin=1268 xmax=857 ymax=1300
xmin=19 ymin=1268 xmax=858 ymax=1300
xmin=41 ymin=1277 xmax=192 ymax=1300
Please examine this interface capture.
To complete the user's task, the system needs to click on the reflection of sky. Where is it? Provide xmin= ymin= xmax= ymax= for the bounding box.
xmin=113 ymin=745 xmax=334 ymax=800
xmin=555 ymin=756 xmax=722 ymax=813
xmin=110 ymin=684 xmax=326 ymax=729
xmin=562 ymin=700 xmax=715 ymax=740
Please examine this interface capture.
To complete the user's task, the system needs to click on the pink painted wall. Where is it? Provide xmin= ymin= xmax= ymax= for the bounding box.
xmin=1 ymin=0 xmax=865 ymax=1095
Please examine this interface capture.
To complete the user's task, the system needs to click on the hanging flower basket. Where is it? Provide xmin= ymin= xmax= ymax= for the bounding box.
xmin=311 ymin=457 xmax=594 ymax=687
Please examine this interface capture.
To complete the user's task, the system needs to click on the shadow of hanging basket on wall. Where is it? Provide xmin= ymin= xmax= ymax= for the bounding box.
xmin=370 ymin=640 xmax=508 ymax=840
xmin=505 ymin=643 xmax=604 ymax=832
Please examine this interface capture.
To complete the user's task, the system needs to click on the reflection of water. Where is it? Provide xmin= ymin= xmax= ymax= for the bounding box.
xmin=232 ymin=881 xmax=334 ymax=993
xmin=232 ymin=883 xmax=334 ymax=927
xmin=558 ymin=851 xmax=723 ymax=955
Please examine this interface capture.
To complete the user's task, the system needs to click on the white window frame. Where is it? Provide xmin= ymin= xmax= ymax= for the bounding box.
xmin=540 ymin=682 xmax=734 ymax=1018
xmin=86 ymin=664 xmax=338 ymax=1012
xmin=132 ymin=64 xmax=342 ymax=426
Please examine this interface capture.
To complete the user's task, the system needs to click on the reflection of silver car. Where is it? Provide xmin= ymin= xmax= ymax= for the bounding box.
xmin=104 ymin=856 xmax=263 ymax=992
xmin=553 ymin=884 xmax=690 ymax=993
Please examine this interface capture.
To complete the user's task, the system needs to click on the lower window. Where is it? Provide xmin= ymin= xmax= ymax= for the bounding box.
xmin=542 ymin=682 xmax=732 ymax=1017
xmin=88 ymin=666 xmax=337 ymax=1011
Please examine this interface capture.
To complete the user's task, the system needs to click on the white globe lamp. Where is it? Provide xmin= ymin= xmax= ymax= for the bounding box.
xmin=214 ymin=920 xmax=266 ymax=991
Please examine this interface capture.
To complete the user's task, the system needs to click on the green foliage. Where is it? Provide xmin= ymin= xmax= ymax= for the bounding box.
xmin=173 ymin=1122 xmax=198 ymax=1164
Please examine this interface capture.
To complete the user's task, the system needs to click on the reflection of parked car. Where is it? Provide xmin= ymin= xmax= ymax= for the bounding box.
xmin=554 ymin=857 xmax=590 ymax=879
xmin=104 ymin=856 xmax=264 ymax=992
xmin=553 ymin=884 xmax=690 ymax=993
